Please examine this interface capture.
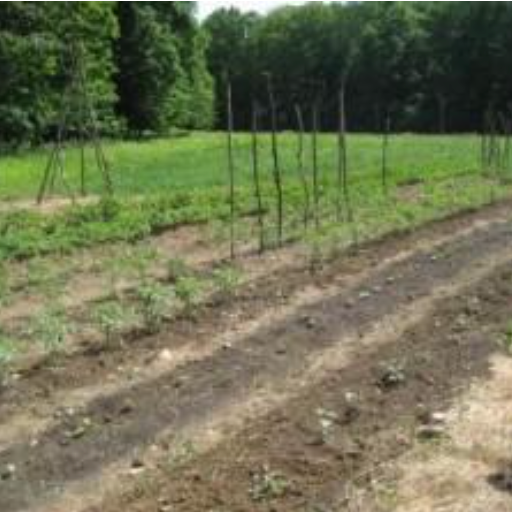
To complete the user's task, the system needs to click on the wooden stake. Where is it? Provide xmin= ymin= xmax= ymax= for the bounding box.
xmin=251 ymin=101 xmax=265 ymax=253
xmin=265 ymin=73 xmax=284 ymax=246
xmin=338 ymin=84 xmax=352 ymax=222
xmin=381 ymin=114 xmax=390 ymax=195
xmin=226 ymin=79 xmax=236 ymax=260
xmin=294 ymin=104 xmax=310 ymax=230
xmin=311 ymin=102 xmax=320 ymax=229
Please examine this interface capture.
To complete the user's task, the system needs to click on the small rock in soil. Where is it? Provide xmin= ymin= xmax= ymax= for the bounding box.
xmin=131 ymin=457 xmax=145 ymax=469
xmin=119 ymin=399 xmax=135 ymax=415
xmin=66 ymin=425 xmax=86 ymax=440
xmin=158 ymin=349 xmax=173 ymax=363
xmin=417 ymin=424 xmax=446 ymax=441
xmin=378 ymin=363 xmax=407 ymax=389
xmin=302 ymin=316 xmax=317 ymax=330
xmin=0 ymin=464 xmax=16 ymax=481
xmin=489 ymin=465 xmax=512 ymax=493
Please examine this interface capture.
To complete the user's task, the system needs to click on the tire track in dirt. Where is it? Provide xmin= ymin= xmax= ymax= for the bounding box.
xmin=2 ymin=216 xmax=512 ymax=511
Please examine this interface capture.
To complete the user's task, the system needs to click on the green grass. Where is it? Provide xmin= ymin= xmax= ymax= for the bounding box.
xmin=0 ymin=132 xmax=509 ymax=263
xmin=0 ymin=132 xmax=484 ymax=199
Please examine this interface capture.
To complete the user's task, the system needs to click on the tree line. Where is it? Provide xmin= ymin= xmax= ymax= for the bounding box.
xmin=0 ymin=2 xmax=214 ymax=146
xmin=1 ymin=2 xmax=511 ymax=147
xmin=204 ymin=1 xmax=512 ymax=133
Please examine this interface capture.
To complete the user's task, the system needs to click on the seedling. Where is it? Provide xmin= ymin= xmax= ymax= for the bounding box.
xmin=136 ymin=282 xmax=174 ymax=332
xmin=129 ymin=246 xmax=159 ymax=283
xmin=212 ymin=266 xmax=242 ymax=297
xmin=0 ymin=338 xmax=16 ymax=387
xmin=167 ymin=257 xmax=191 ymax=281
xmin=29 ymin=307 xmax=74 ymax=355
xmin=26 ymin=259 xmax=62 ymax=298
xmin=250 ymin=465 xmax=290 ymax=502
xmin=174 ymin=276 xmax=204 ymax=312
xmin=501 ymin=322 xmax=512 ymax=355
xmin=93 ymin=301 xmax=137 ymax=347
xmin=165 ymin=440 xmax=197 ymax=473
xmin=378 ymin=360 xmax=407 ymax=389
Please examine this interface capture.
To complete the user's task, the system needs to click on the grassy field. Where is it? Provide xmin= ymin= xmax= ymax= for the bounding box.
xmin=0 ymin=132 xmax=508 ymax=262
xmin=0 ymin=132 xmax=483 ymax=199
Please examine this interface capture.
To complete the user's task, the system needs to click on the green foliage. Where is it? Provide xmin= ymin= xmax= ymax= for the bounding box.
xmin=92 ymin=301 xmax=136 ymax=347
xmin=250 ymin=466 xmax=291 ymax=502
xmin=0 ymin=2 xmax=118 ymax=146
xmin=204 ymin=2 xmax=512 ymax=132
xmin=115 ymin=2 xmax=214 ymax=134
xmin=0 ymin=336 xmax=16 ymax=385
xmin=136 ymin=282 xmax=174 ymax=332
xmin=174 ymin=276 xmax=204 ymax=312
xmin=29 ymin=306 xmax=73 ymax=354
xmin=167 ymin=257 xmax=191 ymax=281
xmin=212 ymin=266 xmax=242 ymax=296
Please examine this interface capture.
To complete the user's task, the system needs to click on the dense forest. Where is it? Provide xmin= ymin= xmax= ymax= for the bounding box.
xmin=0 ymin=1 xmax=511 ymax=146
xmin=205 ymin=1 xmax=512 ymax=133
xmin=0 ymin=2 xmax=213 ymax=145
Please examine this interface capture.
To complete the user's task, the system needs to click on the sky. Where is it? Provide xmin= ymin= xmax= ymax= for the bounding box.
xmin=198 ymin=1 xmax=309 ymax=20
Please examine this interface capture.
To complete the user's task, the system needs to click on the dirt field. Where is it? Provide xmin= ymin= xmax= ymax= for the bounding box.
xmin=2 ymin=202 xmax=512 ymax=512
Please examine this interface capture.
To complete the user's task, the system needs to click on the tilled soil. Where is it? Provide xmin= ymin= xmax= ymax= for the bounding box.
xmin=1 ymin=203 xmax=512 ymax=512
xmin=92 ymin=261 xmax=512 ymax=512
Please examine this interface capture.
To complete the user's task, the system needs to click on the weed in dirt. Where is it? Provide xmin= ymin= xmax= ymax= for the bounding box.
xmin=92 ymin=301 xmax=137 ymax=347
xmin=0 ymin=337 xmax=16 ymax=387
xmin=166 ymin=257 xmax=191 ymax=281
xmin=174 ymin=275 xmax=204 ymax=313
xmin=212 ymin=266 xmax=242 ymax=297
xmin=26 ymin=258 xmax=64 ymax=298
xmin=129 ymin=246 xmax=160 ymax=282
xmin=136 ymin=282 xmax=175 ymax=333
xmin=0 ymin=264 xmax=11 ymax=306
xmin=500 ymin=323 xmax=512 ymax=355
xmin=378 ymin=360 xmax=407 ymax=389
xmin=249 ymin=465 xmax=291 ymax=502
xmin=28 ymin=306 xmax=74 ymax=355
xmin=163 ymin=440 xmax=197 ymax=473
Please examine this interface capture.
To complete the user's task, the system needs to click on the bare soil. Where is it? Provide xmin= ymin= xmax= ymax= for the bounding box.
xmin=2 ymin=202 xmax=512 ymax=512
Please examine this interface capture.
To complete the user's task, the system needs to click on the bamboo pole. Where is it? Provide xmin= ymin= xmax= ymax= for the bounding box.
xmin=294 ymin=104 xmax=310 ymax=230
xmin=265 ymin=73 xmax=284 ymax=246
xmin=338 ymin=84 xmax=352 ymax=222
xmin=226 ymin=79 xmax=236 ymax=260
xmin=251 ymin=101 xmax=265 ymax=253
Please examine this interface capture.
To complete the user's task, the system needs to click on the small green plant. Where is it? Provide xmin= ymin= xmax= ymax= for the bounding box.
xmin=250 ymin=466 xmax=291 ymax=502
xmin=166 ymin=257 xmax=191 ymax=281
xmin=0 ymin=337 xmax=16 ymax=386
xmin=26 ymin=258 xmax=63 ymax=297
xmin=29 ymin=307 xmax=74 ymax=354
xmin=501 ymin=322 xmax=512 ymax=355
xmin=212 ymin=266 xmax=242 ymax=297
xmin=93 ymin=301 xmax=137 ymax=347
xmin=0 ymin=263 xmax=11 ymax=307
xmin=136 ymin=282 xmax=174 ymax=332
xmin=129 ymin=246 xmax=159 ymax=282
xmin=174 ymin=276 xmax=204 ymax=312
xmin=164 ymin=440 xmax=197 ymax=473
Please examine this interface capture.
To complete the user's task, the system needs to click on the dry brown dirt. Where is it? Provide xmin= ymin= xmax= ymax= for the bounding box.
xmin=2 ymin=202 xmax=512 ymax=512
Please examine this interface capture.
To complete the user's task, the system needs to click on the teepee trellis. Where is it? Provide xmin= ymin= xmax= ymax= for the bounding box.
xmin=37 ymin=42 xmax=113 ymax=204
